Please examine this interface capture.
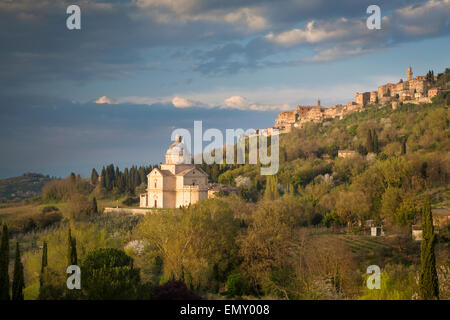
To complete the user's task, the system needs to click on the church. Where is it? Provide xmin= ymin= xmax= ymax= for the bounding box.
xmin=139 ymin=136 xmax=209 ymax=208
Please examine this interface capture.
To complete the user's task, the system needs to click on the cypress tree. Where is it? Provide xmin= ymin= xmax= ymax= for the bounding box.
xmin=0 ymin=224 xmax=10 ymax=300
xmin=92 ymin=197 xmax=98 ymax=215
xmin=100 ymin=167 xmax=107 ymax=188
xmin=39 ymin=241 xmax=48 ymax=290
xmin=90 ymin=168 xmax=99 ymax=185
xmin=372 ymin=130 xmax=379 ymax=153
xmin=401 ymin=138 xmax=407 ymax=155
xmin=419 ymin=196 xmax=439 ymax=299
xmin=41 ymin=241 xmax=48 ymax=274
xmin=66 ymin=230 xmax=79 ymax=300
xmin=366 ymin=129 xmax=373 ymax=153
xmin=67 ymin=228 xmax=77 ymax=266
xmin=12 ymin=242 xmax=24 ymax=300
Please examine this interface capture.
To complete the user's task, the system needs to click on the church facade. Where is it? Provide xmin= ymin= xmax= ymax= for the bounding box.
xmin=139 ymin=136 xmax=208 ymax=208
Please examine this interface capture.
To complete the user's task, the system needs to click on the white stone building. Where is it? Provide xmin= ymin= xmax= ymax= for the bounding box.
xmin=140 ymin=136 xmax=208 ymax=208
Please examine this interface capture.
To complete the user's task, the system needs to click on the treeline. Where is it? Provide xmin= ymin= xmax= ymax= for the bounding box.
xmin=41 ymin=164 xmax=157 ymax=202
xmin=94 ymin=164 xmax=155 ymax=196
xmin=42 ymin=173 xmax=92 ymax=201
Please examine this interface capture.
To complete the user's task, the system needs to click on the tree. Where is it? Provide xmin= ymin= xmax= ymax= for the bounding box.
xmin=401 ymin=137 xmax=407 ymax=155
xmin=136 ymin=198 xmax=240 ymax=291
xmin=372 ymin=130 xmax=379 ymax=153
xmin=90 ymin=168 xmax=99 ymax=185
xmin=366 ymin=129 xmax=374 ymax=153
xmin=264 ymin=175 xmax=280 ymax=200
xmin=0 ymin=224 xmax=10 ymax=300
xmin=92 ymin=197 xmax=98 ymax=215
xmin=67 ymin=228 xmax=77 ymax=266
xmin=66 ymin=194 xmax=96 ymax=220
xmin=240 ymin=198 xmax=300 ymax=295
xmin=12 ymin=242 xmax=24 ymax=300
xmin=41 ymin=241 xmax=48 ymax=274
xmin=419 ymin=196 xmax=439 ymax=300
xmin=81 ymin=248 xmax=140 ymax=300
xmin=39 ymin=241 xmax=49 ymax=297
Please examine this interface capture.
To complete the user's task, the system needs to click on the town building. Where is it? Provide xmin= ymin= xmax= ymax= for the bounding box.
xmin=428 ymin=88 xmax=440 ymax=97
xmin=261 ymin=67 xmax=438 ymax=138
xmin=355 ymin=92 xmax=370 ymax=106
xmin=370 ymin=91 xmax=378 ymax=103
xmin=337 ymin=150 xmax=358 ymax=158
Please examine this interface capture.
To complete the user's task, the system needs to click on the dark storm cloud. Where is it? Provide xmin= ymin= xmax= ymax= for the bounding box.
xmin=2 ymin=0 xmax=448 ymax=85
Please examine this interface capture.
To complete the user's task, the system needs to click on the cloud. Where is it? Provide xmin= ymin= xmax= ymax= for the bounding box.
xmin=223 ymin=95 xmax=292 ymax=111
xmin=388 ymin=0 xmax=450 ymax=37
xmin=1 ymin=0 xmax=449 ymax=86
xmin=171 ymin=96 xmax=197 ymax=108
xmin=301 ymin=46 xmax=377 ymax=63
xmin=265 ymin=19 xmax=354 ymax=46
xmin=95 ymin=96 xmax=117 ymax=104
xmin=0 ymin=93 xmax=277 ymax=177
xmin=189 ymin=0 xmax=450 ymax=74
xmin=134 ymin=0 xmax=269 ymax=31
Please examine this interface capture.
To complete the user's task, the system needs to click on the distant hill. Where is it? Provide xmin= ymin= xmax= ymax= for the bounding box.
xmin=0 ymin=173 xmax=53 ymax=199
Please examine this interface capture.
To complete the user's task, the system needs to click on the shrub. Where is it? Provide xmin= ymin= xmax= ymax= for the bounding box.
xmin=122 ymin=196 xmax=139 ymax=207
xmin=8 ymin=210 xmax=63 ymax=234
xmin=81 ymin=248 xmax=141 ymax=300
xmin=151 ymin=280 xmax=202 ymax=300
xmin=66 ymin=194 xmax=97 ymax=220
xmin=225 ymin=273 xmax=247 ymax=298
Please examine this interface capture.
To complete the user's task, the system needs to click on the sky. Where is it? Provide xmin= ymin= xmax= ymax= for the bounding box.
xmin=0 ymin=0 xmax=449 ymax=178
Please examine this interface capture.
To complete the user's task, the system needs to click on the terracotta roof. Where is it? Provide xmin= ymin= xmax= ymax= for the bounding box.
xmin=147 ymin=167 xmax=173 ymax=176
xmin=176 ymin=166 xmax=207 ymax=177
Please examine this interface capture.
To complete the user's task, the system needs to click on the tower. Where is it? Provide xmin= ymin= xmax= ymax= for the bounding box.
xmin=407 ymin=67 xmax=413 ymax=81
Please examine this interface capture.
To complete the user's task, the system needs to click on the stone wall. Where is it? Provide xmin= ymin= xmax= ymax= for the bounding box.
xmin=104 ymin=207 xmax=154 ymax=215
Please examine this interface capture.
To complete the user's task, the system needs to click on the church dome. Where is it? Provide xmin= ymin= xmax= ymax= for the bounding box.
xmin=165 ymin=135 xmax=190 ymax=164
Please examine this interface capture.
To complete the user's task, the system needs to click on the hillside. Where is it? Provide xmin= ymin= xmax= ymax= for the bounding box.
xmin=0 ymin=173 xmax=53 ymax=200
xmin=0 ymin=92 xmax=448 ymax=301
xmin=209 ymin=93 xmax=450 ymax=212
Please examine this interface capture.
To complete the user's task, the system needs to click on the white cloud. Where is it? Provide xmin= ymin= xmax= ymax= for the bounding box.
xmin=134 ymin=0 xmax=269 ymax=31
xmin=172 ymin=96 xmax=197 ymax=108
xmin=389 ymin=0 xmax=450 ymax=36
xmin=302 ymin=46 xmax=376 ymax=63
xmin=224 ymin=8 xmax=268 ymax=31
xmin=224 ymin=95 xmax=249 ymax=109
xmin=95 ymin=96 xmax=116 ymax=104
xmin=265 ymin=18 xmax=362 ymax=47
xmin=224 ymin=95 xmax=292 ymax=111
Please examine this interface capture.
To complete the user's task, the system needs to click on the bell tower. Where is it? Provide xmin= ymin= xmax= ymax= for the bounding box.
xmin=407 ymin=67 xmax=413 ymax=81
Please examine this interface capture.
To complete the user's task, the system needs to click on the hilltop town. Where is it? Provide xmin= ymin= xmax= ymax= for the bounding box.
xmin=257 ymin=67 xmax=447 ymax=135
